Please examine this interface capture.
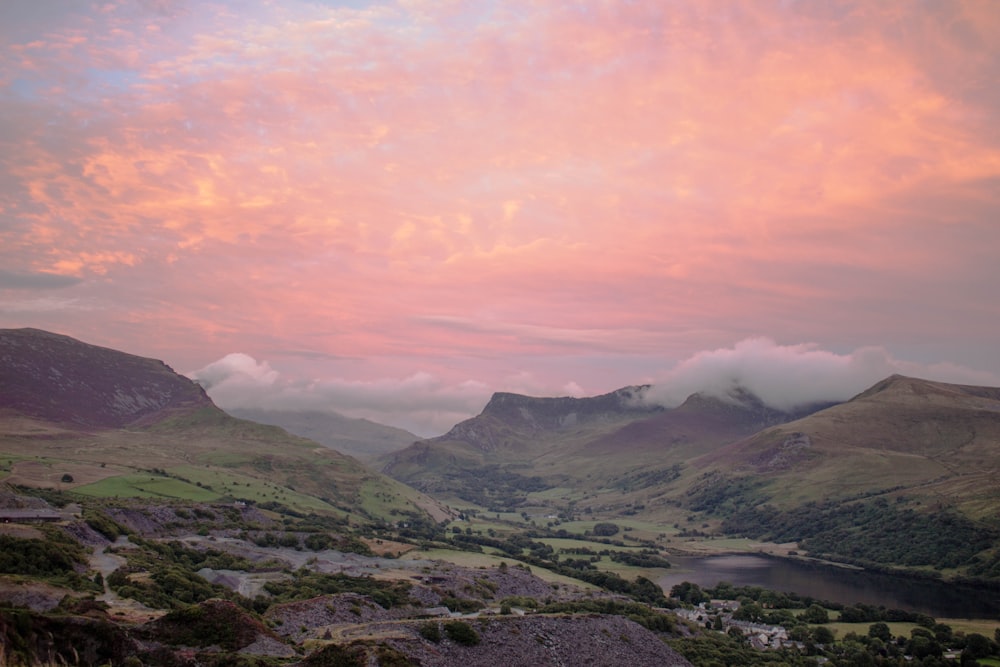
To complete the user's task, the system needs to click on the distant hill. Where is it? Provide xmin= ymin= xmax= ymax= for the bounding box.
xmin=0 ymin=328 xmax=448 ymax=523
xmin=227 ymin=408 xmax=418 ymax=462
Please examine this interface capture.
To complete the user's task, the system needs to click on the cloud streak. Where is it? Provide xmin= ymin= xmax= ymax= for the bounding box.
xmin=0 ymin=270 xmax=82 ymax=289
xmin=190 ymin=353 xmax=493 ymax=437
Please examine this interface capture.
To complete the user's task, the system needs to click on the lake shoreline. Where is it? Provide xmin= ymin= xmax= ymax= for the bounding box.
xmin=657 ymin=550 xmax=1000 ymax=620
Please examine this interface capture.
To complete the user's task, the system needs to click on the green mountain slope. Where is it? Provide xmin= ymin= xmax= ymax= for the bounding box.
xmin=685 ymin=375 xmax=1000 ymax=577
xmin=0 ymin=328 xmax=446 ymax=524
xmin=696 ymin=374 xmax=1000 ymax=510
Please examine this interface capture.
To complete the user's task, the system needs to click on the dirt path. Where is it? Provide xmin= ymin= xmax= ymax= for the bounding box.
xmin=88 ymin=535 xmax=162 ymax=622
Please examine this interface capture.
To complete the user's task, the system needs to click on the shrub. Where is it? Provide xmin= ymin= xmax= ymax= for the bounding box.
xmin=592 ymin=522 xmax=620 ymax=537
xmin=443 ymin=620 xmax=480 ymax=646
xmin=418 ymin=622 xmax=441 ymax=643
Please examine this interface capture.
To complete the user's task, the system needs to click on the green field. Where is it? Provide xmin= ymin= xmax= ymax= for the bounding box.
xmin=167 ymin=464 xmax=344 ymax=515
xmin=72 ymin=474 xmax=220 ymax=501
xmin=825 ymin=619 xmax=1000 ymax=642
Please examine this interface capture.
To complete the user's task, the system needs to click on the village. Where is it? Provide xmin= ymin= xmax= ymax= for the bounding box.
xmin=674 ymin=599 xmax=799 ymax=652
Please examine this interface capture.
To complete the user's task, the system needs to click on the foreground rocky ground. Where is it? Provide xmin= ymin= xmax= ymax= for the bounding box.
xmin=0 ymin=493 xmax=692 ymax=666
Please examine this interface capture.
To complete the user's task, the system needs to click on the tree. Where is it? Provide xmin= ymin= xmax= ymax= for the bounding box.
xmin=812 ymin=626 xmax=835 ymax=645
xmin=592 ymin=522 xmax=620 ymax=537
xmin=801 ymin=604 xmax=830 ymax=624
xmin=964 ymin=633 xmax=992 ymax=659
xmin=906 ymin=635 xmax=943 ymax=659
xmin=733 ymin=602 xmax=764 ymax=623
xmin=443 ymin=621 xmax=480 ymax=646
xmin=418 ymin=622 xmax=441 ymax=643
xmin=933 ymin=622 xmax=953 ymax=644
xmin=670 ymin=581 xmax=708 ymax=605
xmin=868 ymin=622 xmax=892 ymax=642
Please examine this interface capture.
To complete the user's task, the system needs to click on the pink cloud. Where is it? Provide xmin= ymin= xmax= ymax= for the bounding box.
xmin=1 ymin=0 xmax=998 ymax=409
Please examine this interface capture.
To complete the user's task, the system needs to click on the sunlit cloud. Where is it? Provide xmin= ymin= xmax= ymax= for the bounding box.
xmin=1 ymin=0 xmax=998 ymax=414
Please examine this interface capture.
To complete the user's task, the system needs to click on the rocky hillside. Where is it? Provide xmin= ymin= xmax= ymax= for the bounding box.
xmin=0 ymin=328 xmax=211 ymax=428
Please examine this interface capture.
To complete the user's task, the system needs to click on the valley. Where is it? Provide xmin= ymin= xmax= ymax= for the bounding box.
xmin=2 ymin=328 xmax=1000 ymax=666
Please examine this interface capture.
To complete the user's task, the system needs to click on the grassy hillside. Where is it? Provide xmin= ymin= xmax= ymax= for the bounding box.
xmin=681 ymin=376 xmax=1000 ymax=577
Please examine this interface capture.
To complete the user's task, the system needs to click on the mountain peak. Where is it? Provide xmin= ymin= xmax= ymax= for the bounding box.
xmin=851 ymin=373 xmax=1000 ymax=408
xmin=479 ymin=385 xmax=656 ymax=426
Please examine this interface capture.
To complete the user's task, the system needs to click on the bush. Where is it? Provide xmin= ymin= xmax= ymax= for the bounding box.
xmin=418 ymin=622 xmax=441 ymax=643
xmin=443 ymin=620 xmax=480 ymax=646
xmin=592 ymin=522 xmax=620 ymax=537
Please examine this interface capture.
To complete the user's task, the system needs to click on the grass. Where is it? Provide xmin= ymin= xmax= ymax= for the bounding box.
xmin=825 ymin=619 xmax=1000 ymax=642
xmin=537 ymin=537 xmax=643 ymax=552
xmin=71 ymin=474 xmax=221 ymax=501
xmin=167 ymin=464 xmax=344 ymax=515
xmin=197 ymin=451 xmax=253 ymax=467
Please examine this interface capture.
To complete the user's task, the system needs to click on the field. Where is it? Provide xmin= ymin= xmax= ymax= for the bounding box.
xmin=825 ymin=619 xmax=1000 ymax=642
xmin=72 ymin=473 xmax=221 ymax=501
xmin=4 ymin=458 xmax=125 ymax=488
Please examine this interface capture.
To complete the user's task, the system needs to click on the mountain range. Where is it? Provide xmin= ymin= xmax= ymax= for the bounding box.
xmin=3 ymin=327 xmax=1000 ymax=580
xmin=381 ymin=371 xmax=1000 ymax=578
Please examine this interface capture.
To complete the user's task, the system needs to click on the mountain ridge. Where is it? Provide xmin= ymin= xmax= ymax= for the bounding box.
xmin=0 ymin=327 xmax=212 ymax=428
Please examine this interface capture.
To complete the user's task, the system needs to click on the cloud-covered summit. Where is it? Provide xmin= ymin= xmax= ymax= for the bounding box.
xmin=643 ymin=338 xmax=1000 ymax=410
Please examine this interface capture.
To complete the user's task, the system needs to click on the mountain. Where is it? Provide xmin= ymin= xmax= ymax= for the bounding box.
xmin=383 ymin=373 xmax=1000 ymax=579
xmin=697 ymin=374 xmax=1000 ymax=509
xmin=0 ymin=328 xmax=448 ymax=523
xmin=380 ymin=385 xmax=825 ymax=511
xmin=0 ymin=328 xmax=211 ymax=428
xmin=677 ymin=375 xmax=1000 ymax=577
xmin=227 ymin=408 xmax=418 ymax=462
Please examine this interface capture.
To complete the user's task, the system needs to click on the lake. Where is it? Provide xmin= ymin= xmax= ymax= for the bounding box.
xmin=658 ymin=554 xmax=1000 ymax=620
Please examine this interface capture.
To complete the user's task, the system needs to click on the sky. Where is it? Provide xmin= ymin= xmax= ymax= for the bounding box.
xmin=2 ymin=1 xmax=999 ymax=436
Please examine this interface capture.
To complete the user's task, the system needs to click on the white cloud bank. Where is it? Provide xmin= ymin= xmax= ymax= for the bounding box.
xmin=190 ymin=339 xmax=1000 ymax=437
xmin=643 ymin=338 xmax=1000 ymax=410
xmin=190 ymin=353 xmax=492 ymax=437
